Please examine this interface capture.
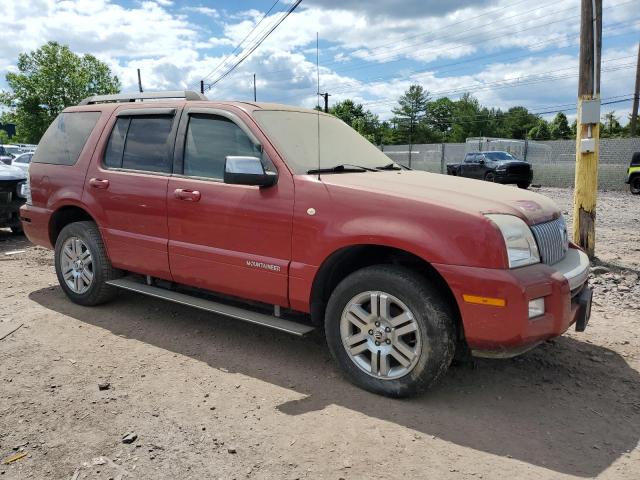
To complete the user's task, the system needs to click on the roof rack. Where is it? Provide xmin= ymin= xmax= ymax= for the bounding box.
xmin=78 ymin=90 xmax=207 ymax=106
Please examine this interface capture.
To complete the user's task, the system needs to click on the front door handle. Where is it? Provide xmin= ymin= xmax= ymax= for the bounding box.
xmin=89 ymin=178 xmax=110 ymax=189
xmin=174 ymin=188 xmax=201 ymax=202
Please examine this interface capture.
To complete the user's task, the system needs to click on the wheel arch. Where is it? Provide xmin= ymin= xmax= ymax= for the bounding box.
xmin=309 ymin=244 xmax=463 ymax=338
xmin=49 ymin=205 xmax=96 ymax=246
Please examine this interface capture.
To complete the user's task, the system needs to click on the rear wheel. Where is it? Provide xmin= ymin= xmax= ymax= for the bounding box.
xmin=517 ymin=182 xmax=530 ymax=189
xmin=325 ymin=265 xmax=456 ymax=397
xmin=484 ymin=172 xmax=496 ymax=182
xmin=630 ymin=176 xmax=640 ymax=195
xmin=54 ymin=221 xmax=121 ymax=306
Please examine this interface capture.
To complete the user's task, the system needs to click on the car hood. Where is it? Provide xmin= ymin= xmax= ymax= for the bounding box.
xmin=322 ymin=170 xmax=559 ymax=225
xmin=0 ymin=164 xmax=27 ymax=181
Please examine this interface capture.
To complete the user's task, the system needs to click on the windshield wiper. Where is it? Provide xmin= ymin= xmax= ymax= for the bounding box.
xmin=376 ymin=162 xmax=410 ymax=171
xmin=307 ymin=163 xmax=378 ymax=174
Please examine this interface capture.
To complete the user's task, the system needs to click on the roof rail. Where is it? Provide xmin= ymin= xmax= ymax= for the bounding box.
xmin=78 ymin=90 xmax=207 ymax=106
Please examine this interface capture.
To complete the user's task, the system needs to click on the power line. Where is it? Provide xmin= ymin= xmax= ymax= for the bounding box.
xmin=197 ymin=0 xmax=282 ymax=87
xmin=205 ymin=0 xmax=303 ymax=90
xmin=358 ymin=61 xmax=635 ymax=109
xmin=322 ymin=21 xmax=640 ymax=98
xmin=268 ymin=21 xmax=639 ymax=105
xmin=234 ymin=0 xmax=635 ymax=89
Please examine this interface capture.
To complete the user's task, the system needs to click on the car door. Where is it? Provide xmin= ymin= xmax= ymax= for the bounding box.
xmin=83 ymin=106 xmax=179 ymax=280
xmin=475 ymin=153 xmax=488 ymax=179
xmin=461 ymin=153 xmax=476 ymax=177
xmin=167 ymin=106 xmax=294 ymax=307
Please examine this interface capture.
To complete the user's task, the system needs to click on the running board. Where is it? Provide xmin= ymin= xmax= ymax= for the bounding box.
xmin=106 ymin=278 xmax=315 ymax=337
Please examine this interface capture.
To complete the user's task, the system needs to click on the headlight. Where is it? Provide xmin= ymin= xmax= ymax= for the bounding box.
xmin=17 ymin=181 xmax=27 ymax=199
xmin=19 ymin=175 xmax=32 ymax=204
xmin=485 ymin=214 xmax=540 ymax=268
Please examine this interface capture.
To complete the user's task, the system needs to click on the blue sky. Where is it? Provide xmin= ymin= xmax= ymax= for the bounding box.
xmin=1 ymin=0 xmax=639 ymax=122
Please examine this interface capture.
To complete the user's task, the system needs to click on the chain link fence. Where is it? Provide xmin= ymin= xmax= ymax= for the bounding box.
xmin=380 ymin=137 xmax=639 ymax=190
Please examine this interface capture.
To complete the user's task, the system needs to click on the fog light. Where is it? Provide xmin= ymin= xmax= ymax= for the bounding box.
xmin=528 ymin=297 xmax=545 ymax=319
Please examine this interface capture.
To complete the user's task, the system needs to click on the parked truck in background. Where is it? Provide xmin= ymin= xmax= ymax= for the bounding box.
xmin=447 ymin=151 xmax=533 ymax=189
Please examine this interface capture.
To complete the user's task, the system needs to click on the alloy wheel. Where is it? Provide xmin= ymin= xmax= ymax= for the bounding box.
xmin=60 ymin=236 xmax=94 ymax=294
xmin=340 ymin=291 xmax=422 ymax=380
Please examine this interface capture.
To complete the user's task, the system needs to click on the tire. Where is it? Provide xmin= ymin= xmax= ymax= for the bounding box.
xmin=630 ymin=176 xmax=640 ymax=195
xmin=484 ymin=172 xmax=496 ymax=182
xmin=54 ymin=221 xmax=121 ymax=306
xmin=10 ymin=225 xmax=23 ymax=234
xmin=324 ymin=265 xmax=456 ymax=397
xmin=517 ymin=182 xmax=530 ymax=189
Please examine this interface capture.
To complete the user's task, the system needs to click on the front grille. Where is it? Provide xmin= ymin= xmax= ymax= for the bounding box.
xmin=506 ymin=164 xmax=530 ymax=175
xmin=531 ymin=216 xmax=569 ymax=265
xmin=0 ymin=181 xmax=20 ymax=206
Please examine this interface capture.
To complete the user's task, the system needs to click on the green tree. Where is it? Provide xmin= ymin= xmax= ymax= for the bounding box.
xmin=0 ymin=130 xmax=9 ymax=144
xmin=501 ymin=106 xmax=539 ymax=139
xmin=528 ymin=119 xmax=551 ymax=140
xmin=329 ymin=99 xmax=380 ymax=143
xmin=601 ymin=111 xmax=624 ymax=138
xmin=1 ymin=41 xmax=120 ymax=143
xmin=549 ymin=112 xmax=572 ymax=139
xmin=427 ymin=97 xmax=455 ymax=140
xmin=392 ymin=84 xmax=430 ymax=145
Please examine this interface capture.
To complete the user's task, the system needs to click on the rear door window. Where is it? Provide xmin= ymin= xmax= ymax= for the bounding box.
xmin=104 ymin=115 xmax=173 ymax=173
xmin=32 ymin=112 xmax=100 ymax=165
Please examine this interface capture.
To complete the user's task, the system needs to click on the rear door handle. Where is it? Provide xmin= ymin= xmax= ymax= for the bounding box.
xmin=89 ymin=178 xmax=110 ymax=189
xmin=174 ymin=188 xmax=201 ymax=202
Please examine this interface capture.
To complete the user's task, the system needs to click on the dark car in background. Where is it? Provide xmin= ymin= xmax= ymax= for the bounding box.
xmin=0 ymin=162 xmax=27 ymax=233
xmin=447 ymin=151 xmax=533 ymax=189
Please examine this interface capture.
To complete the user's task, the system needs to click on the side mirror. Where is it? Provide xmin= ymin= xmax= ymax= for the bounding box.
xmin=224 ymin=156 xmax=277 ymax=187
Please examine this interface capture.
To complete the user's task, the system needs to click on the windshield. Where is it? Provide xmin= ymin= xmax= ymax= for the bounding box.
xmin=253 ymin=110 xmax=392 ymax=174
xmin=483 ymin=151 xmax=518 ymax=161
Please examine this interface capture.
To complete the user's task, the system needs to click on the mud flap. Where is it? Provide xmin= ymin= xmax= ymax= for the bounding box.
xmin=575 ymin=286 xmax=593 ymax=332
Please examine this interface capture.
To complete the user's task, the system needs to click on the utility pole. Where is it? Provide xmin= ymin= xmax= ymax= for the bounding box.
xmin=319 ymin=92 xmax=330 ymax=113
xmin=137 ymin=69 xmax=143 ymax=93
xmin=200 ymin=80 xmax=205 ymax=95
xmin=572 ymin=0 xmax=602 ymax=258
xmin=630 ymin=42 xmax=640 ymax=136
xmin=253 ymin=74 xmax=257 ymax=102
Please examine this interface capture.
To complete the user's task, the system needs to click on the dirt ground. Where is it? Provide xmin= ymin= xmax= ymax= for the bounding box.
xmin=0 ymin=187 xmax=638 ymax=480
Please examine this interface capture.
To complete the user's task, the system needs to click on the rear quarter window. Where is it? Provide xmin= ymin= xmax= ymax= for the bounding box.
xmin=32 ymin=112 xmax=101 ymax=166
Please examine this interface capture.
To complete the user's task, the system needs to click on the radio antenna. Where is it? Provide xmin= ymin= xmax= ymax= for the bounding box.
xmin=316 ymin=32 xmax=321 ymax=181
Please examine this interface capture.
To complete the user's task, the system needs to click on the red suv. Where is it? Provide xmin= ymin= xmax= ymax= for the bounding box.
xmin=21 ymin=91 xmax=592 ymax=397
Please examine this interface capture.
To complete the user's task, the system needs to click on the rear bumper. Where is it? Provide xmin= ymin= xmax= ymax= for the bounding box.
xmin=433 ymin=248 xmax=591 ymax=357
xmin=19 ymin=204 xmax=53 ymax=248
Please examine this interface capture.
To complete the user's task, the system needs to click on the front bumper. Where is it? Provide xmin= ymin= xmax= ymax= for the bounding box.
xmin=0 ymin=196 xmax=25 ymax=229
xmin=433 ymin=248 xmax=591 ymax=357
xmin=494 ymin=170 xmax=533 ymax=184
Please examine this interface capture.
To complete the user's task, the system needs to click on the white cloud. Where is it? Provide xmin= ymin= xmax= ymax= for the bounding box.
xmin=0 ymin=0 xmax=637 ymax=125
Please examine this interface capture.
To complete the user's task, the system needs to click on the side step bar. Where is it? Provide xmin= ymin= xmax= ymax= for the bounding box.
xmin=106 ymin=278 xmax=315 ymax=337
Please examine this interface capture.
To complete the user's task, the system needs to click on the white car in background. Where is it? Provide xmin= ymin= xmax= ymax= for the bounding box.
xmin=0 ymin=145 xmax=23 ymax=165
xmin=11 ymin=152 xmax=33 ymax=173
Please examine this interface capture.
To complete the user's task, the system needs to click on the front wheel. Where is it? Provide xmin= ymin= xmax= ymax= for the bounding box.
xmin=517 ymin=182 xmax=530 ymax=189
xmin=630 ymin=176 xmax=640 ymax=195
xmin=325 ymin=265 xmax=456 ymax=397
xmin=54 ymin=221 xmax=121 ymax=306
xmin=484 ymin=172 xmax=496 ymax=182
